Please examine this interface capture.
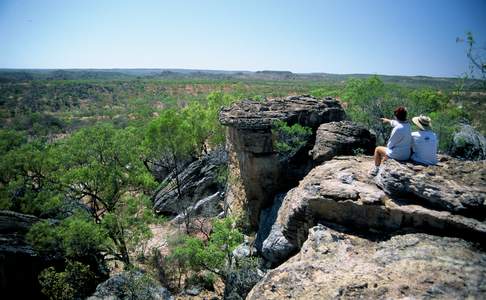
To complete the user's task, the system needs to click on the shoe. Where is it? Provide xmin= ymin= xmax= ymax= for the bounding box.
xmin=369 ymin=166 xmax=380 ymax=177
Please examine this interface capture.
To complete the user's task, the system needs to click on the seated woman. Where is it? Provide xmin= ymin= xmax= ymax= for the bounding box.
xmin=411 ymin=115 xmax=438 ymax=165
xmin=370 ymin=106 xmax=412 ymax=176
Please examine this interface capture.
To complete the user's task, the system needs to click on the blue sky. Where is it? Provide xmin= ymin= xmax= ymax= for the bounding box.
xmin=0 ymin=0 xmax=485 ymax=77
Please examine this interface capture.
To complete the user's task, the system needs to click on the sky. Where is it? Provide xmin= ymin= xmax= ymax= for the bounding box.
xmin=0 ymin=0 xmax=485 ymax=77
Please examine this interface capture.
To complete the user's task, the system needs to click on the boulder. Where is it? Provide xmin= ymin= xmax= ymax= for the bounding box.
xmin=310 ymin=121 xmax=376 ymax=163
xmin=88 ymin=270 xmax=173 ymax=300
xmin=254 ymin=194 xmax=298 ymax=264
xmin=153 ymin=148 xmax=227 ymax=216
xmin=220 ymin=95 xmax=345 ymax=229
xmin=375 ymin=158 xmax=486 ymax=220
xmin=450 ymin=124 xmax=486 ymax=160
xmin=259 ymin=156 xmax=486 ymax=265
xmin=248 ymin=224 xmax=486 ymax=299
xmin=224 ymin=265 xmax=264 ymax=300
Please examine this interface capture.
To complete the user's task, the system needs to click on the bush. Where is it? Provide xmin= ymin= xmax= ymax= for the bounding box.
xmin=272 ymin=120 xmax=312 ymax=159
xmin=165 ymin=217 xmax=244 ymax=290
xmin=38 ymin=261 xmax=96 ymax=300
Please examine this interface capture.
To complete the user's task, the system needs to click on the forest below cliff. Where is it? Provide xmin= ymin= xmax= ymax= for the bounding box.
xmin=1 ymin=70 xmax=485 ymax=299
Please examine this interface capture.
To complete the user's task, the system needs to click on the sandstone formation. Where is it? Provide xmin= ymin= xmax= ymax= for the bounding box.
xmin=153 ymin=148 xmax=227 ymax=216
xmin=248 ymin=224 xmax=486 ymax=299
xmin=310 ymin=121 xmax=376 ymax=163
xmin=258 ymin=156 xmax=486 ymax=264
xmin=375 ymin=157 xmax=486 ymax=220
xmin=219 ymin=95 xmax=346 ymax=229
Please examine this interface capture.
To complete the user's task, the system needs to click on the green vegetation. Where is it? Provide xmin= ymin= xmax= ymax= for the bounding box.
xmin=0 ymin=69 xmax=484 ymax=298
xmin=38 ymin=261 xmax=96 ymax=300
xmin=341 ymin=75 xmax=469 ymax=151
xmin=165 ymin=217 xmax=245 ymax=290
xmin=272 ymin=120 xmax=312 ymax=159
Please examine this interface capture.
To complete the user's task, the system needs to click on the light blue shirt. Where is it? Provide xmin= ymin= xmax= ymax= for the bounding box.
xmin=386 ymin=120 xmax=412 ymax=160
xmin=411 ymin=130 xmax=438 ymax=165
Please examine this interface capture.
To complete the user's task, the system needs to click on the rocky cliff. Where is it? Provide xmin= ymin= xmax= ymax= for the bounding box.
xmin=219 ymin=95 xmax=346 ymax=229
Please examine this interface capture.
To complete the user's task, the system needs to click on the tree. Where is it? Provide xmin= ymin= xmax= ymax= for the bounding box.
xmin=0 ymin=138 xmax=62 ymax=216
xmin=24 ymin=124 xmax=157 ymax=271
xmin=458 ymin=32 xmax=486 ymax=88
xmin=167 ymin=217 xmax=244 ymax=284
xmin=51 ymin=124 xmax=156 ymax=266
xmin=144 ymin=109 xmax=196 ymax=232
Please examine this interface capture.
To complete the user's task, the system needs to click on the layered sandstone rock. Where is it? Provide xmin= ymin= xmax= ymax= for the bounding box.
xmin=248 ymin=224 xmax=486 ymax=299
xmin=219 ymin=95 xmax=346 ymax=229
xmin=153 ymin=148 xmax=227 ymax=217
xmin=375 ymin=157 xmax=486 ymax=220
xmin=258 ymin=156 xmax=486 ymax=264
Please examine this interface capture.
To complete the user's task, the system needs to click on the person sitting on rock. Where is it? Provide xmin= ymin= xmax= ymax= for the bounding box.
xmin=370 ymin=106 xmax=412 ymax=176
xmin=411 ymin=115 xmax=438 ymax=165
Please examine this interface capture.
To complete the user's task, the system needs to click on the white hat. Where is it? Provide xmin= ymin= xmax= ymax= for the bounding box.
xmin=412 ymin=115 xmax=432 ymax=131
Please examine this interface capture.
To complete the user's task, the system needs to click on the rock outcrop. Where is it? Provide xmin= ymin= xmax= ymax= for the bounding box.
xmin=450 ymin=124 xmax=486 ymax=161
xmin=153 ymin=148 xmax=227 ymax=217
xmin=375 ymin=157 xmax=486 ymax=220
xmin=310 ymin=121 xmax=376 ymax=163
xmin=88 ymin=270 xmax=173 ymax=300
xmin=220 ymin=95 xmax=346 ymax=229
xmin=258 ymin=156 xmax=486 ymax=264
xmin=0 ymin=210 xmax=61 ymax=300
xmin=248 ymin=224 xmax=486 ymax=299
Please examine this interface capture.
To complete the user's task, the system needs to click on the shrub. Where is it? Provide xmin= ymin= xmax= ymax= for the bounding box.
xmin=38 ymin=261 xmax=96 ymax=300
xmin=272 ymin=120 xmax=312 ymax=159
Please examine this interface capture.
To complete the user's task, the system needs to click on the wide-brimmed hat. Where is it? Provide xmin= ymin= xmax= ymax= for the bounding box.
xmin=412 ymin=115 xmax=432 ymax=130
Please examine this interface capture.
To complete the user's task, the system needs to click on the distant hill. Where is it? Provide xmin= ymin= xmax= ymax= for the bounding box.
xmin=0 ymin=68 xmax=483 ymax=90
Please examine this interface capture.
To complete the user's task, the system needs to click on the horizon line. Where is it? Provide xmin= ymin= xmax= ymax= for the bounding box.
xmin=0 ymin=67 xmax=466 ymax=80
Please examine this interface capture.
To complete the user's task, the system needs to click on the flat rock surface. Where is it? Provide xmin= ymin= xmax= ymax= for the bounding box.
xmin=259 ymin=156 xmax=486 ymax=265
xmin=375 ymin=157 xmax=486 ymax=220
xmin=219 ymin=95 xmax=345 ymax=130
xmin=248 ymin=224 xmax=486 ymax=299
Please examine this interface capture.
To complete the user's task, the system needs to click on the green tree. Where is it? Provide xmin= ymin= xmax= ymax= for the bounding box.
xmin=24 ymin=124 xmax=157 ymax=269
xmin=341 ymin=76 xmax=401 ymax=144
xmin=167 ymin=217 xmax=244 ymax=284
xmin=54 ymin=124 xmax=155 ymax=222
xmin=0 ymin=138 xmax=62 ymax=215
xmin=205 ymin=91 xmax=236 ymax=147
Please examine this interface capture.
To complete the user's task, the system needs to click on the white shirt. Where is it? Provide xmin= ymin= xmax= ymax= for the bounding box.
xmin=411 ymin=130 xmax=438 ymax=165
xmin=386 ymin=120 xmax=412 ymax=160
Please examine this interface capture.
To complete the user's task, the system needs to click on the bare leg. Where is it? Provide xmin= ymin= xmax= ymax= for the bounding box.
xmin=374 ymin=146 xmax=388 ymax=166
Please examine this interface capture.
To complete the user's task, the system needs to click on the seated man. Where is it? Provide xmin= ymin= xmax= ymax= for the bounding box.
xmin=411 ymin=115 xmax=438 ymax=165
xmin=370 ymin=106 xmax=412 ymax=176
